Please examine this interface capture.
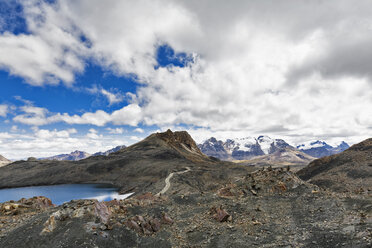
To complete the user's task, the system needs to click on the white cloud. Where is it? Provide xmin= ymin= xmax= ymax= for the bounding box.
xmin=106 ymin=127 xmax=124 ymax=134
xmin=1 ymin=0 xmax=372 ymax=144
xmin=86 ymin=86 xmax=124 ymax=105
xmin=100 ymin=89 xmax=123 ymax=105
xmin=129 ymin=136 xmax=141 ymax=142
xmin=86 ymin=128 xmax=101 ymax=139
xmin=13 ymin=103 xmax=142 ymax=127
xmin=134 ymin=128 xmax=144 ymax=133
xmin=0 ymin=127 xmax=129 ymax=159
xmin=0 ymin=104 xmax=8 ymax=117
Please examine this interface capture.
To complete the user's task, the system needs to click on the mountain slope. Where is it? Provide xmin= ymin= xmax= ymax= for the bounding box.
xmin=0 ymin=130 xmax=250 ymax=194
xmin=0 ymin=155 xmax=10 ymax=167
xmin=297 ymin=138 xmax=372 ymax=193
xmin=297 ymin=140 xmax=350 ymax=158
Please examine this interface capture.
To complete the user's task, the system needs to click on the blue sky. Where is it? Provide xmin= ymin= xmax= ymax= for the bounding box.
xmin=0 ymin=0 xmax=371 ymax=159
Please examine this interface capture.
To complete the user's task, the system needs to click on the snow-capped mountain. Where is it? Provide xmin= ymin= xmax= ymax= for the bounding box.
xmin=198 ymin=136 xmax=292 ymax=161
xmin=92 ymin=145 xmax=126 ymax=156
xmin=296 ymin=140 xmax=349 ymax=158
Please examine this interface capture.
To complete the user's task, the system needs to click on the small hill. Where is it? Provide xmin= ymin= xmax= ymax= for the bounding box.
xmin=235 ymin=147 xmax=315 ymax=171
xmin=297 ymin=138 xmax=372 ymax=193
xmin=0 ymin=155 xmax=10 ymax=167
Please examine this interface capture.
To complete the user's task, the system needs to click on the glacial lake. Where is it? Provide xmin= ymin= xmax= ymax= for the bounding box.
xmin=0 ymin=184 xmax=133 ymax=205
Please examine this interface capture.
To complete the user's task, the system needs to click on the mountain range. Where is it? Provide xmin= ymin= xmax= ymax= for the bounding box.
xmin=40 ymin=145 xmax=127 ymax=161
xmin=198 ymin=136 xmax=349 ymax=162
xmin=296 ymin=140 xmax=350 ymax=158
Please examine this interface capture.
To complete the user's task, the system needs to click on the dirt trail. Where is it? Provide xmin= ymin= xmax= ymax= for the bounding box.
xmin=156 ymin=167 xmax=191 ymax=196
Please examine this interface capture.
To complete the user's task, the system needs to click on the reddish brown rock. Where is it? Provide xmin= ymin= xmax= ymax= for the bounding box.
xmin=212 ymin=207 xmax=231 ymax=222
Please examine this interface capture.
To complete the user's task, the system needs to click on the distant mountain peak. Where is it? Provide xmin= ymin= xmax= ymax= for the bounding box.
xmin=42 ymin=150 xmax=91 ymax=161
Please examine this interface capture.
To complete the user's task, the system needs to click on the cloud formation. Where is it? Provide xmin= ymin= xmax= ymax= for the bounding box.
xmin=0 ymin=0 xmax=371 ymax=146
xmin=0 ymin=104 xmax=8 ymax=117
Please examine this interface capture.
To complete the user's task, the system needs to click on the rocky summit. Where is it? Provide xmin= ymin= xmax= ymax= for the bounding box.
xmin=0 ymin=131 xmax=371 ymax=247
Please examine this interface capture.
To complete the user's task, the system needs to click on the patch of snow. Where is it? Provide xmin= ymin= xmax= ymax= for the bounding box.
xmin=297 ymin=140 xmax=327 ymax=150
xmin=257 ymin=136 xmax=274 ymax=154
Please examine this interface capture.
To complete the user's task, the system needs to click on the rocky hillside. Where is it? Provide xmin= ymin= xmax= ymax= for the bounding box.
xmin=297 ymin=138 xmax=372 ymax=193
xmin=0 ymin=155 xmax=10 ymax=167
xmin=198 ymin=136 xmax=292 ymax=160
xmin=236 ymin=147 xmax=315 ymax=171
xmin=297 ymin=140 xmax=349 ymax=158
xmin=0 ymin=130 xmax=247 ymax=194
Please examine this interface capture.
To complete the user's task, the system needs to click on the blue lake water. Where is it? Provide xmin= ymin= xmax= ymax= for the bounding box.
xmin=0 ymin=184 xmax=133 ymax=205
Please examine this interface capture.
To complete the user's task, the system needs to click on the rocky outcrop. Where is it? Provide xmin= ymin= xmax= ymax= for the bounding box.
xmin=297 ymin=138 xmax=372 ymax=193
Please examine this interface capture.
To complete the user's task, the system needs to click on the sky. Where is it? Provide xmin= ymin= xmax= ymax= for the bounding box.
xmin=0 ymin=0 xmax=371 ymax=159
